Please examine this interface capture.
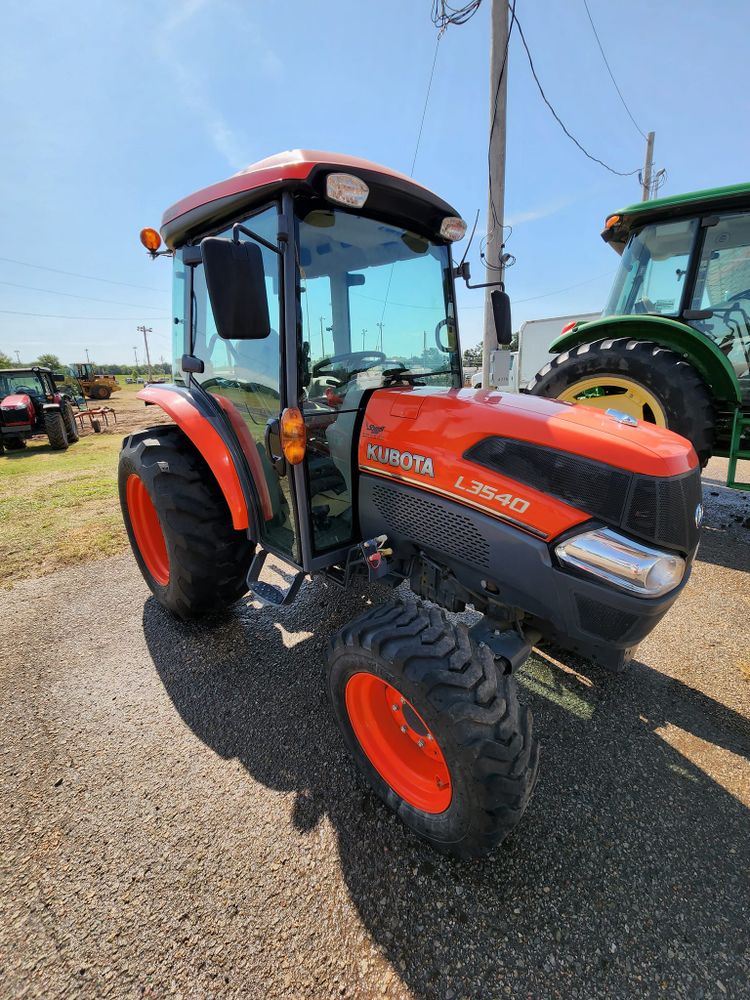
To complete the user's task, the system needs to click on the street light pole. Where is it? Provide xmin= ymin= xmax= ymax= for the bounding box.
xmin=483 ymin=0 xmax=509 ymax=390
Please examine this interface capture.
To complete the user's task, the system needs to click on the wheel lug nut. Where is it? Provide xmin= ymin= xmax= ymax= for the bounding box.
xmin=427 ymin=734 xmax=433 ymax=741
xmin=417 ymin=739 xmax=425 ymax=748
xmin=391 ymin=704 xmax=399 ymax=712
xmin=400 ymin=725 xmax=408 ymax=733
xmin=401 ymin=697 xmax=406 ymax=705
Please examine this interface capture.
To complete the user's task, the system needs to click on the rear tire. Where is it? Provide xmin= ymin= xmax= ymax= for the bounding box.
xmin=326 ymin=599 xmax=539 ymax=859
xmin=61 ymin=399 xmax=79 ymax=443
xmin=45 ymin=409 xmax=69 ymax=450
xmin=92 ymin=384 xmax=111 ymax=400
xmin=118 ymin=425 xmax=255 ymax=618
xmin=528 ymin=338 xmax=715 ymax=466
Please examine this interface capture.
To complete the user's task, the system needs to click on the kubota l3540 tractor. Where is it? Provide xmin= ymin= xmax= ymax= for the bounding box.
xmin=121 ymin=151 xmax=702 ymax=857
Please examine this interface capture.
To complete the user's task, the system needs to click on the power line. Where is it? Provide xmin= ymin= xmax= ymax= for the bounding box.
xmin=431 ymin=1 xmax=483 ymax=31
xmin=582 ymin=0 xmax=647 ymax=140
xmin=0 ymin=279 xmax=169 ymax=310
xmin=514 ymin=13 xmax=639 ymax=177
xmin=0 ymin=309 xmax=169 ymax=320
xmin=460 ymin=268 xmax=616 ymax=308
xmin=0 ymin=255 xmax=163 ymax=292
xmin=410 ymin=33 xmax=442 ymax=175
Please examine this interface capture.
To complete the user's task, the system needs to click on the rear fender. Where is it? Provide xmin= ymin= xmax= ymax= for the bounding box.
xmin=137 ymin=385 xmax=271 ymax=532
xmin=550 ymin=315 xmax=741 ymax=405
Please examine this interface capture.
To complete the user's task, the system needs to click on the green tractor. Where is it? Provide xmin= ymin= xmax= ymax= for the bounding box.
xmin=528 ymin=183 xmax=750 ymax=488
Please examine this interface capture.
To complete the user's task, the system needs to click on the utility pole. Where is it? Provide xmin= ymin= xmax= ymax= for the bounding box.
xmin=483 ymin=0 xmax=509 ymax=390
xmin=14 ymin=350 xmax=21 ymax=364
xmin=319 ymin=317 xmax=326 ymax=356
xmin=85 ymin=348 xmax=91 ymax=364
xmin=376 ymin=322 xmax=385 ymax=351
xmin=641 ymin=130 xmax=655 ymax=201
xmin=137 ymin=325 xmax=153 ymax=382
xmin=362 ymin=328 xmax=367 ymax=350
xmin=133 ymin=347 xmax=139 ymax=370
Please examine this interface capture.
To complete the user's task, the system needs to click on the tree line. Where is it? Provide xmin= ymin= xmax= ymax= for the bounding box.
xmin=0 ymin=351 xmax=171 ymax=376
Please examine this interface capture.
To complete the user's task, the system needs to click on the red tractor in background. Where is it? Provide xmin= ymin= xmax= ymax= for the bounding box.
xmin=121 ymin=151 xmax=702 ymax=857
xmin=0 ymin=366 xmax=80 ymax=453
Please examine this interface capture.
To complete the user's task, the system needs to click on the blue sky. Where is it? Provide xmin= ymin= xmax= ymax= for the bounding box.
xmin=2 ymin=0 xmax=749 ymax=363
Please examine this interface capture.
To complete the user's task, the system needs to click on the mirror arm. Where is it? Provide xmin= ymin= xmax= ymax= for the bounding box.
xmin=452 ymin=260 xmax=505 ymax=291
xmin=232 ymin=223 xmax=286 ymax=256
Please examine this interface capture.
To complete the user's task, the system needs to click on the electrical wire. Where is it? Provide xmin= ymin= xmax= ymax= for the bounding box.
xmin=410 ymin=32 xmax=442 ymax=175
xmin=431 ymin=1 xmax=483 ymax=31
xmin=582 ymin=0 xmax=647 ymax=140
xmin=514 ymin=13 xmax=639 ymax=177
xmin=0 ymin=280 xmax=168 ymax=310
xmin=0 ymin=309 xmax=168 ymax=320
xmin=0 ymin=255 xmax=162 ymax=292
xmin=460 ymin=268 xmax=616 ymax=308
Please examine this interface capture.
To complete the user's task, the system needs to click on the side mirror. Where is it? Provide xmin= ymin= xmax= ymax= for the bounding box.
xmin=201 ymin=237 xmax=271 ymax=341
xmin=491 ymin=289 xmax=512 ymax=346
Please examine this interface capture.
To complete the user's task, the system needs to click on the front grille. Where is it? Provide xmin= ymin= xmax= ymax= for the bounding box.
xmin=464 ymin=437 xmax=631 ymax=523
xmin=370 ymin=482 xmax=491 ymax=569
xmin=574 ymin=595 xmax=641 ymax=643
xmin=465 ymin=435 xmax=702 ymax=555
xmin=622 ymin=470 xmax=702 ymax=552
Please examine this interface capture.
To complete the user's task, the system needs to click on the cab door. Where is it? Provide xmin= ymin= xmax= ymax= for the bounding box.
xmin=187 ymin=204 xmax=300 ymax=562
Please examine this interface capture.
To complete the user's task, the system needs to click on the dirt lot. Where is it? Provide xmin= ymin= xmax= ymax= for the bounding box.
xmin=1 ymin=449 xmax=748 ymax=999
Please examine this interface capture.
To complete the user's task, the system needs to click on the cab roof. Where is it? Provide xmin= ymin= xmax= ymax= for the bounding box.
xmin=160 ymin=149 xmax=460 ymax=249
xmin=602 ymin=181 xmax=750 ymax=252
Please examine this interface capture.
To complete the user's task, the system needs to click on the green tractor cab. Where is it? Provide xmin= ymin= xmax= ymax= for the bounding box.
xmin=528 ymin=182 xmax=750 ymax=488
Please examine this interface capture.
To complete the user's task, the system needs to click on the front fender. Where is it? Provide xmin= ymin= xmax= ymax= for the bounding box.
xmin=137 ymin=385 xmax=264 ymax=531
xmin=550 ymin=315 xmax=741 ymax=405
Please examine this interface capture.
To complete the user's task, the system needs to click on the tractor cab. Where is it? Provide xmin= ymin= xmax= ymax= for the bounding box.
xmin=151 ymin=151 xmax=472 ymax=569
xmin=601 ymin=185 xmax=750 ymax=394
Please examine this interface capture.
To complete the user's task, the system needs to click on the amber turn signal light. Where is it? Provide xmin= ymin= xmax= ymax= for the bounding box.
xmin=604 ymin=214 xmax=621 ymax=230
xmin=280 ymin=407 xmax=307 ymax=464
xmin=140 ymin=227 xmax=162 ymax=252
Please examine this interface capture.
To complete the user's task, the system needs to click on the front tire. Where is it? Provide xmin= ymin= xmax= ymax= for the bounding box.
xmin=118 ymin=426 xmax=255 ymax=618
xmin=92 ymin=384 xmax=111 ymax=400
xmin=528 ymin=338 xmax=715 ymax=466
xmin=61 ymin=399 xmax=79 ymax=443
xmin=327 ymin=599 xmax=539 ymax=859
xmin=45 ymin=409 xmax=69 ymax=450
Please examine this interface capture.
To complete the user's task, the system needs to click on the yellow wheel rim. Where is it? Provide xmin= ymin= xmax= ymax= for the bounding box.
xmin=558 ymin=375 xmax=667 ymax=426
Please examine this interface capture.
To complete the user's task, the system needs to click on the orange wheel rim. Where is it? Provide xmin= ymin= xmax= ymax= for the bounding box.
xmin=345 ymin=673 xmax=452 ymax=813
xmin=126 ymin=474 xmax=169 ymax=586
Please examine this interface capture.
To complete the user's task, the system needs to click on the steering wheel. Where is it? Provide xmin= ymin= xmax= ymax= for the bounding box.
xmin=434 ymin=318 xmax=456 ymax=353
xmin=312 ymin=350 xmax=386 ymax=378
xmin=13 ymin=385 xmax=34 ymax=395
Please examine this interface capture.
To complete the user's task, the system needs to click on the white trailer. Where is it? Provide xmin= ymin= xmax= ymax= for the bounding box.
xmin=505 ymin=313 xmax=600 ymax=391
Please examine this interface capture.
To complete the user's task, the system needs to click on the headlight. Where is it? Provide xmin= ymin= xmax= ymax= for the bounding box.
xmin=555 ymin=527 xmax=685 ymax=598
xmin=325 ymin=173 xmax=369 ymax=209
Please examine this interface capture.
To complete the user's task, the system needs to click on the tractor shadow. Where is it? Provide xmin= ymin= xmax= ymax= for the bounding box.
xmin=143 ymin=583 xmax=749 ymax=999
xmin=697 ymin=479 xmax=750 ymax=571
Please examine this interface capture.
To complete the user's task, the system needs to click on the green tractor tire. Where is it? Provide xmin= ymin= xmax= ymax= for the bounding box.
xmin=528 ymin=338 xmax=715 ymax=466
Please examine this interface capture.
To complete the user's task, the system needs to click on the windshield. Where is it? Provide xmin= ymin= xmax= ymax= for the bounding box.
xmin=604 ymin=219 xmax=697 ymax=318
xmin=0 ymin=371 xmax=46 ymax=398
xmin=295 ymin=201 xmax=461 ymax=411
xmin=688 ymin=212 xmax=750 ymax=383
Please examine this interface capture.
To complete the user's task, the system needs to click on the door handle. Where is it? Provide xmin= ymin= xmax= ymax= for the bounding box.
xmin=264 ymin=417 xmax=287 ymax=475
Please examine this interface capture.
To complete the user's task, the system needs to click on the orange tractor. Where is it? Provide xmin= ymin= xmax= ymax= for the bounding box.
xmin=121 ymin=151 xmax=701 ymax=857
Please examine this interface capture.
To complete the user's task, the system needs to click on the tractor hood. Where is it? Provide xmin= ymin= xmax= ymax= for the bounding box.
xmin=1 ymin=393 xmax=33 ymax=409
xmin=358 ymin=386 xmax=700 ymax=545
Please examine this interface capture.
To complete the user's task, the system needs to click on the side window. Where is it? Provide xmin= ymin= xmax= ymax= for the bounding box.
xmin=172 ymin=250 xmax=187 ymax=385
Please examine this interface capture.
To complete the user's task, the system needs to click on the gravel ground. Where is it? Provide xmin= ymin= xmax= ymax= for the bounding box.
xmin=1 ymin=462 xmax=748 ymax=1000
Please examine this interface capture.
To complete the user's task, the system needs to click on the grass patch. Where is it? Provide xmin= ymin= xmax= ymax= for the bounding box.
xmin=0 ymin=433 xmax=127 ymax=585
